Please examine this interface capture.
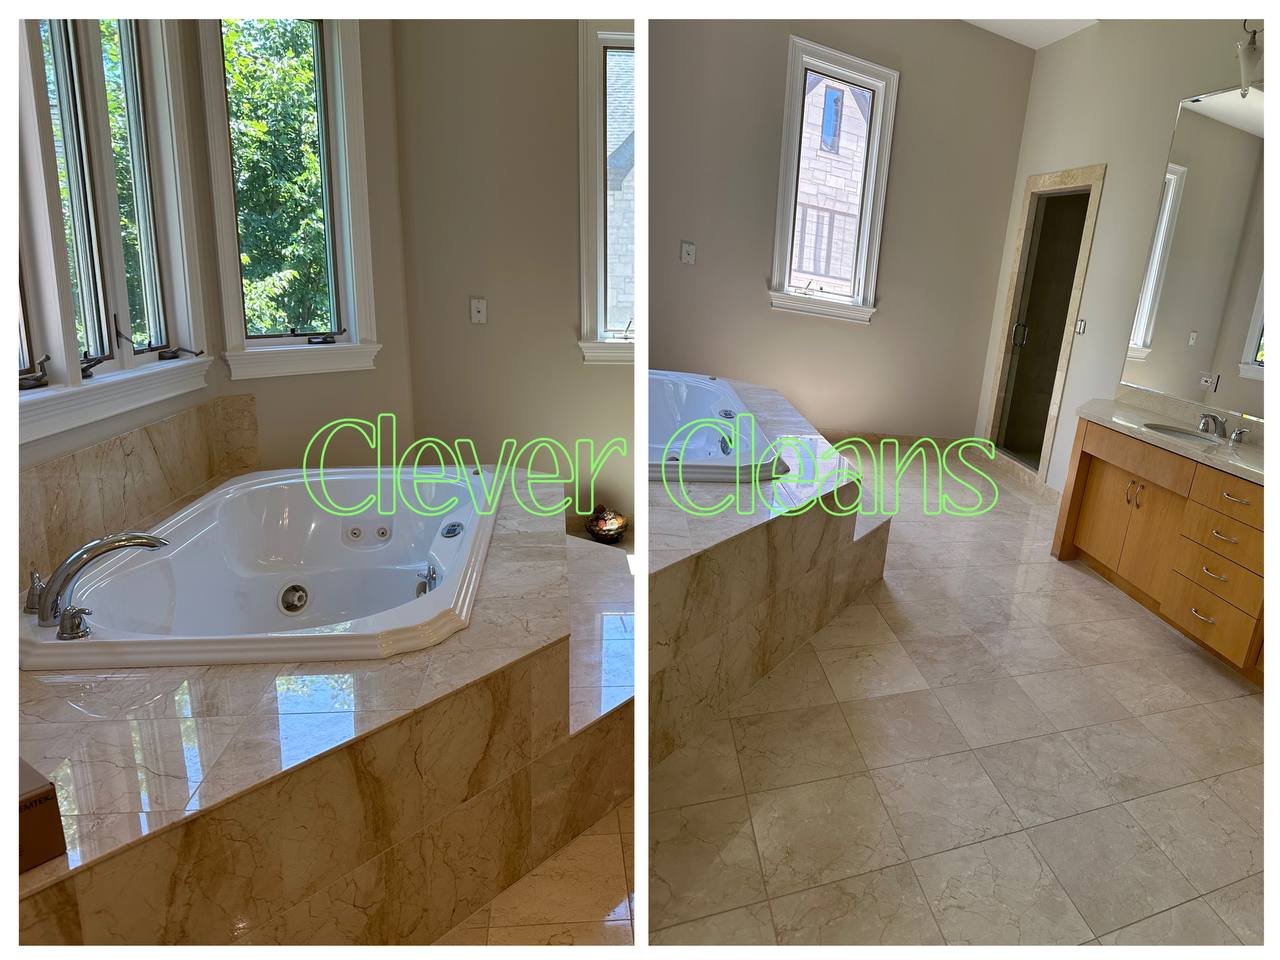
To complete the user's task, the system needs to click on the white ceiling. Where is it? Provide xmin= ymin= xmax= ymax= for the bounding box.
xmin=966 ymin=20 xmax=1096 ymax=50
xmin=1185 ymin=88 xmax=1265 ymax=138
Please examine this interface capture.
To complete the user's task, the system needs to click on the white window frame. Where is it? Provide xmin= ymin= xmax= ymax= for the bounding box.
xmin=1128 ymin=161 xmax=1187 ymax=361
xmin=200 ymin=19 xmax=381 ymax=380
xmin=578 ymin=20 xmax=634 ymax=364
xmin=19 ymin=19 xmax=212 ymax=445
xmin=769 ymin=36 xmax=898 ymax=325
xmin=1238 ymin=279 xmax=1264 ymax=380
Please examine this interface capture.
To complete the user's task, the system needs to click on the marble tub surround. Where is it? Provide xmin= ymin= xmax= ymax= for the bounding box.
xmin=650 ymin=378 xmax=889 ymax=764
xmin=566 ymin=532 xmax=635 ymax=731
xmin=649 ymin=461 xmax=1262 ymax=945
xmin=1078 ymin=397 xmax=1263 ymax=483
xmin=18 ymin=394 xmax=259 ymax=588
xmin=435 ymin=796 xmax=635 ymax=945
xmin=17 ymin=491 xmax=624 ymax=944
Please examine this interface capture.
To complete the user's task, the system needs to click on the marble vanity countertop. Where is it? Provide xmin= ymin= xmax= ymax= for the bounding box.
xmin=649 ymin=377 xmax=863 ymax=571
xmin=18 ymin=481 xmax=571 ymax=894
xmin=1078 ymin=398 xmax=1264 ymax=484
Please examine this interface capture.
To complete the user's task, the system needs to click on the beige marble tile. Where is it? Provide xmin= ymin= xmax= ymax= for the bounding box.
xmin=1138 ymin=705 xmax=1262 ymax=779
xmin=769 ymin=862 xmax=941 ymax=945
xmin=933 ymin=678 xmax=1055 ymax=748
xmin=871 ymin=752 xmax=1020 ymax=859
xmin=1027 ymin=804 xmax=1197 ymax=936
xmin=727 ymin=645 xmax=835 ymax=718
xmin=877 ymin=598 xmax=972 ymax=641
xmin=1014 ymin=667 xmax=1133 ymax=730
xmin=1208 ymin=764 xmax=1263 ymax=833
xmin=1082 ymin=659 xmax=1198 ymax=716
xmin=650 ymin=902 xmax=776 ymax=945
xmin=731 ymin=703 xmax=864 ymax=792
xmin=1204 ymin=872 xmax=1263 ymax=945
xmin=488 ymin=920 xmax=632 ymax=945
xmin=840 ymin=690 xmax=968 ymax=769
xmin=18 ymin=876 xmax=82 ymax=945
xmin=1154 ymin=652 xmax=1261 ymax=703
xmin=488 ymin=833 xmax=629 ymax=925
xmin=808 ymin=602 xmax=897 ymax=649
xmin=913 ymin=832 xmax=1092 ymax=944
xmin=1202 ymin=693 xmax=1263 ymax=747
xmin=650 ymin=720 xmax=743 ymax=811
xmin=1048 ymin=617 xmax=1195 ymax=665
xmin=649 ymin=797 xmax=767 ymax=930
xmin=1124 ymin=781 xmax=1262 ymax=894
xmin=1062 ymin=717 xmax=1198 ymax=802
xmin=975 ymin=733 xmax=1114 ymax=827
xmin=900 ymin=635 xmax=1011 ymax=687
xmin=747 ymin=773 xmax=906 ymax=898
xmin=1097 ymin=898 xmax=1239 ymax=945
xmin=973 ymin=626 xmax=1079 ymax=676
xmin=816 ymin=643 xmax=929 ymax=702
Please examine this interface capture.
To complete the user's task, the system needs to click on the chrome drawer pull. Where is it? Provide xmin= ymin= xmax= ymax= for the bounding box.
xmin=1201 ymin=565 xmax=1228 ymax=583
xmin=1124 ymin=479 xmax=1135 ymax=505
xmin=1190 ymin=607 xmax=1217 ymax=625
xmin=1222 ymin=491 xmax=1251 ymax=506
xmin=1210 ymin=528 xmax=1239 ymax=545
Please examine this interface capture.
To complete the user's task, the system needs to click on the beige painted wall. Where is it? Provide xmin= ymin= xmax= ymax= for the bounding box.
xmin=1206 ymin=158 xmax=1264 ymax=417
xmin=974 ymin=20 xmax=1250 ymax=491
xmin=1120 ymin=109 xmax=1261 ymax=404
xmin=19 ymin=21 xmax=417 ymax=471
xmin=392 ymin=20 xmax=634 ymax=517
xmin=649 ymin=20 xmax=1033 ymax=443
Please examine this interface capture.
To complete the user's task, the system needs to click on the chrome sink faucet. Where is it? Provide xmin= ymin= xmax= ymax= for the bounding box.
xmin=30 ymin=533 xmax=168 ymax=637
xmin=1198 ymin=413 xmax=1227 ymax=438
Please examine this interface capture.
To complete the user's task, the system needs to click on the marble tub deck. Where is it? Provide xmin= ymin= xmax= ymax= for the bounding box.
xmin=19 ymin=487 xmax=635 ymax=900
xmin=650 ymin=459 xmax=1262 ymax=945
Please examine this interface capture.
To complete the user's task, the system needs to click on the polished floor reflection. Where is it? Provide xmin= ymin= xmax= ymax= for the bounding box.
xmin=437 ymin=797 xmax=635 ymax=945
xmin=650 ymin=463 xmax=1262 ymax=945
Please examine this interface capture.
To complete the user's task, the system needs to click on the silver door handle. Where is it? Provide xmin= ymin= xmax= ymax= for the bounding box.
xmin=1222 ymin=491 xmax=1251 ymax=505
xmin=1135 ymin=483 xmax=1144 ymax=509
xmin=1124 ymin=479 xmax=1135 ymax=505
xmin=1190 ymin=607 xmax=1217 ymax=625
xmin=1210 ymin=528 xmax=1239 ymax=545
xmin=1201 ymin=565 xmax=1228 ymax=583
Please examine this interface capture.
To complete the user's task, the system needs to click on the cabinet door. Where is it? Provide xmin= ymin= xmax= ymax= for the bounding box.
xmin=1117 ymin=480 xmax=1186 ymax=602
xmin=1073 ymin=458 xmax=1133 ymax=569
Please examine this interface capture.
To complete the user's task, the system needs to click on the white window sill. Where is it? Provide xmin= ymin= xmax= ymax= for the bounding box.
xmin=769 ymin=289 xmax=875 ymax=324
xmin=579 ymin=339 xmax=634 ymax=365
xmin=1127 ymin=345 xmax=1152 ymax=361
xmin=223 ymin=341 xmax=382 ymax=380
xmin=19 ymin=355 xmax=214 ymax=445
xmin=1238 ymin=362 xmax=1264 ymax=381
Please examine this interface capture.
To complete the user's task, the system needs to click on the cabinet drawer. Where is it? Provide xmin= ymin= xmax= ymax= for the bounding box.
xmin=1189 ymin=464 xmax=1263 ymax=531
xmin=1181 ymin=500 xmax=1264 ymax=575
xmin=1171 ymin=536 xmax=1263 ymax=617
xmin=1082 ymin=423 xmax=1195 ymax=495
xmin=1162 ymin=573 xmax=1257 ymax=667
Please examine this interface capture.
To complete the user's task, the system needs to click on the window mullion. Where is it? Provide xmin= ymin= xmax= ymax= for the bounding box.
xmin=72 ymin=19 xmax=132 ymax=371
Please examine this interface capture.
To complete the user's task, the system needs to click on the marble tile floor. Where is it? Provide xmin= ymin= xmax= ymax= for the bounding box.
xmin=650 ymin=472 xmax=1263 ymax=945
xmin=566 ymin=531 xmax=635 ymax=732
xmin=436 ymin=797 xmax=635 ymax=945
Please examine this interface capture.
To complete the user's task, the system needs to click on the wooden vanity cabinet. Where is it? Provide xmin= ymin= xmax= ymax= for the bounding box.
xmin=1055 ymin=419 xmax=1263 ymax=683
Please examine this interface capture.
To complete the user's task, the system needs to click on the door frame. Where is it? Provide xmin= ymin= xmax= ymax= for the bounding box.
xmin=984 ymin=163 xmax=1106 ymax=484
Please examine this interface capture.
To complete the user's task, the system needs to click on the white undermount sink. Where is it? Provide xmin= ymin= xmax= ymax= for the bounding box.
xmin=1143 ymin=422 xmax=1222 ymax=444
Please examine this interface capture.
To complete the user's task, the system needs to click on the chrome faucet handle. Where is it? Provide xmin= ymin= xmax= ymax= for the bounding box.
xmin=56 ymin=606 xmax=92 ymax=641
xmin=1198 ymin=413 xmax=1226 ymax=437
xmin=1230 ymin=427 xmax=1251 ymax=444
xmin=23 ymin=571 xmax=45 ymax=614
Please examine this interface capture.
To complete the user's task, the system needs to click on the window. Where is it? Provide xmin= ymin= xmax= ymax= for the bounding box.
xmin=1239 ymin=280 xmax=1264 ymax=380
xmin=578 ymin=20 xmax=635 ymax=363
xmin=770 ymin=37 xmax=898 ymax=323
xmin=19 ymin=20 xmax=211 ymax=443
xmin=202 ymin=19 xmax=380 ymax=379
xmin=1129 ymin=162 xmax=1187 ymax=359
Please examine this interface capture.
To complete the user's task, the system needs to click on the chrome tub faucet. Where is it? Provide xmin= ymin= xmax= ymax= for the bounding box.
xmin=31 ymin=533 xmax=169 ymax=638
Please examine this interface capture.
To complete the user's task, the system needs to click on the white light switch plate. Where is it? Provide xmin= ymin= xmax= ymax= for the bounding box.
xmin=1188 ymin=330 xmax=1198 ymax=346
xmin=469 ymin=296 xmax=487 ymax=324
xmin=680 ymin=241 xmax=696 ymax=265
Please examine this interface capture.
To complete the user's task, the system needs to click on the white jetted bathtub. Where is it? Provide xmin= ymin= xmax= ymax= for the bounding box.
xmin=649 ymin=370 xmax=789 ymax=482
xmin=19 ymin=468 xmax=496 ymax=669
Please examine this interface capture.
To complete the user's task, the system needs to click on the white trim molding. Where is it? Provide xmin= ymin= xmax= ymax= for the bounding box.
xmin=19 ymin=356 xmax=213 ymax=444
xmin=578 ymin=20 xmax=635 ymax=364
xmin=769 ymin=35 xmax=898 ymax=324
xmin=200 ymin=19 xmax=380 ymax=380
xmin=1238 ymin=278 xmax=1264 ymax=380
xmin=1126 ymin=345 xmax=1152 ymax=361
